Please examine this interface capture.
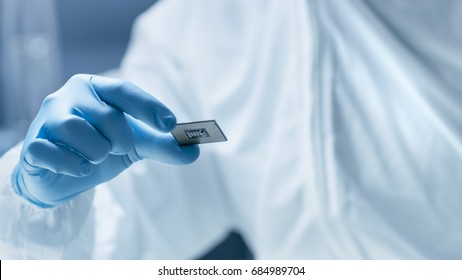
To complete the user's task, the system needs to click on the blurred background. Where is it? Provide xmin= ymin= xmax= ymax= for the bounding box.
xmin=0 ymin=0 xmax=156 ymax=154
xmin=0 ymin=0 xmax=252 ymax=260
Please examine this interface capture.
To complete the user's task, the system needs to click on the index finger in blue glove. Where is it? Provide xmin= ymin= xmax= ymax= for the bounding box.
xmin=89 ymin=75 xmax=176 ymax=133
xmin=127 ymin=116 xmax=200 ymax=164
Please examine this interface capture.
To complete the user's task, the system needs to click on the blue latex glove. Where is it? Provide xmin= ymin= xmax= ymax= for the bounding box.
xmin=13 ymin=74 xmax=200 ymax=208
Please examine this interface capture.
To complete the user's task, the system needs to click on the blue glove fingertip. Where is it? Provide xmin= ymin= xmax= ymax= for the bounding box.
xmin=158 ymin=113 xmax=177 ymax=132
xmin=178 ymin=144 xmax=200 ymax=164
xmin=12 ymin=164 xmax=54 ymax=208
xmin=12 ymin=164 xmax=25 ymax=198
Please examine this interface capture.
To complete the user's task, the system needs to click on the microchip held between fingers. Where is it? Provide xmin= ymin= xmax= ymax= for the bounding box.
xmin=171 ymin=120 xmax=228 ymax=145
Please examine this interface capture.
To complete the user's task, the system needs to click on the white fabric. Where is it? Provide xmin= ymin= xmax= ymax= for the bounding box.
xmin=1 ymin=0 xmax=462 ymax=259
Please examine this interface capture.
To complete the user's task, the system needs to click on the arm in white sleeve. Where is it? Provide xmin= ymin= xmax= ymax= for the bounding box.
xmin=0 ymin=143 xmax=95 ymax=259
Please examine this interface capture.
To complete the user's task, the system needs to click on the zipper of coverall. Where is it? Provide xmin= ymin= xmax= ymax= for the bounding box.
xmin=302 ymin=0 xmax=329 ymax=213
xmin=296 ymin=0 xmax=330 ymax=218
xmin=296 ymin=0 xmax=343 ymax=259
xmin=307 ymin=0 xmax=343 ymax=216
xmin=294 ymin=0 xmax=320 ymax=220
xmin=303 ymin=0 xmax=362 ymax=259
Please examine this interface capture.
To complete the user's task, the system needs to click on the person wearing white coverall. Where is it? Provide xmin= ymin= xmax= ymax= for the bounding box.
xmin=1 ymin=0 xmax=462 ymax=259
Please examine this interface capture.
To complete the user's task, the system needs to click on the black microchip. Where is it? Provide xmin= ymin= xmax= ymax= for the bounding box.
xmin=171 ymin=120 xmax=227 ymax=145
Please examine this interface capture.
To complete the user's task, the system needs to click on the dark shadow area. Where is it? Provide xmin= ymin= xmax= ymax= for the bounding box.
xmin=200 ymin=232 xmax=254 ymax=260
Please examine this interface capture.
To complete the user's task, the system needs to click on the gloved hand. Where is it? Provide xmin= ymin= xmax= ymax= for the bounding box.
xmin=12 ymin=74 xmax=200 ymax=208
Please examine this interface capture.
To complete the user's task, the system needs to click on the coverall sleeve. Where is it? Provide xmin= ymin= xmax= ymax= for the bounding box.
xmin=0 ymin=143 xmax=95 ymax=259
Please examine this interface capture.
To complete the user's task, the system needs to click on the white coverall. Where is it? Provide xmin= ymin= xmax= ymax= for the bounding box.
xmin=0 ymin=0 xmax=462 ymax=259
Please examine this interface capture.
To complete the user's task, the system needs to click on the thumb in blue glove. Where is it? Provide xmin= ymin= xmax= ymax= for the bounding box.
xmin=13 ymin=74 xmax=199 ymax=208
